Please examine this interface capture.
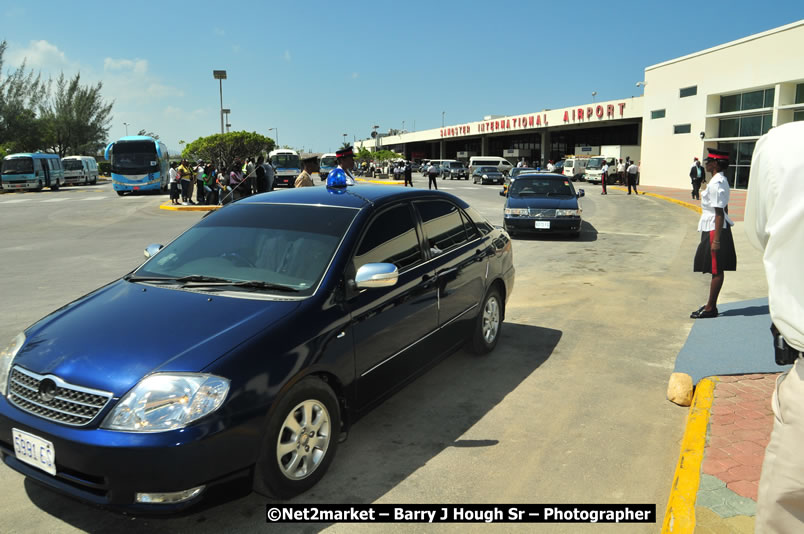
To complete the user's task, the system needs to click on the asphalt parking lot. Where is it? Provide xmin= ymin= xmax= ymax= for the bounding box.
xmin=0 ymin=178 xmax=707 ymax=532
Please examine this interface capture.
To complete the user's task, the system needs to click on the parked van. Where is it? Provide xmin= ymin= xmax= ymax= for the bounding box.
xmin=468 ymin=156 xmax=513 ymax=176
xmin=563 ymin=158 xmax=589 ymax=181
xmin=1 ymin=152 xmax=64 ymax=191
xmin=61 ymin=156 xmax=99 ymax=185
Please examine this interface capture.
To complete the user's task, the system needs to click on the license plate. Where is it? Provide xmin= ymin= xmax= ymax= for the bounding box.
xmin=534 ymin=221 xmax=550 ymax=229
xmin=12 ymin=428 xmax=56 ymax=476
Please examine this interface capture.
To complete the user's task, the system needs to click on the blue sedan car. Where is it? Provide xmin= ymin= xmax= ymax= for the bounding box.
xmin=0 ymin=186 xmax=514 ymax=512
xmin=501 ymin=173 xmax=584 ymax=237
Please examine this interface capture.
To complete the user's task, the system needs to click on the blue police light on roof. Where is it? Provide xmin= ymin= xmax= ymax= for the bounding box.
xmin=327 ymin=168 xmax=348 ymax=188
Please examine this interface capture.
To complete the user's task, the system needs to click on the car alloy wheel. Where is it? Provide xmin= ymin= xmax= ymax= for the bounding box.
xmin=470 ymin=286 xmax=503 ymax=354
xmin=254 ymin=377 xmax=340 ymax=499
xmin=276 ymin=399 xmax=332 ymax=481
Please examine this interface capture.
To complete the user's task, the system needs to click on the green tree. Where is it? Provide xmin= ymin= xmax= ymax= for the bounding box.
xmin=40 ymin=72 xmax=114 ymax=157
xmin=136 ymin=129 xmax=159 ymax=139
xmin=182 ymin=131 xmax=275 ymax=170
xmin=0 ymin=40 xmax=50 ymax=153
xmin=355 ymin=146 xmax=372 ymax=162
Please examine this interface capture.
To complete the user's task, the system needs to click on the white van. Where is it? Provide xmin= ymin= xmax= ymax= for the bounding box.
xmin=61 ymin=156 xmax=99 ymax=185
xmin=563 ymin=158 xmax=589 ymax=181
xmin=468 ymin=156 xmax=513 ymax=176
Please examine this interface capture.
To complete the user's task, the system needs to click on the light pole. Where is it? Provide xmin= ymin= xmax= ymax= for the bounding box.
xmin=268 ymin=127 xmax=278 ymax=147
xmin=592 ymin=91 xmax=597 ymax=102
xmin=213 ymin=70 xmax=227 ymax=134
xmin=636 ymin=81 xmax=647 ymax=92
xmin=343 ymin=133 xmax=347 ymax=146
xmin=442 ymin=111 xmax=445 ymax=127
xmin=402 ymin=120 xmax=405 ymax=132
xmin=222 ymin=109 xmax=231 ymax=133
xmin=123 ymin=122 xmax=129 ymax=136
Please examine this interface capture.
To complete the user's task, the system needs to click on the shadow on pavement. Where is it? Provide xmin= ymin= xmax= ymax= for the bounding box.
xmin=24 ymin=322 xmax=561 ymax=533
xmin=719 ymin=305 xmax=770 ymax=317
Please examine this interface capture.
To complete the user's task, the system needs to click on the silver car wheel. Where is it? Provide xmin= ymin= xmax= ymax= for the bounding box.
xmin=482 ymin=295 xmax=500 ymax=344
xmin=276 ymin=399 xmax=332 ymax=481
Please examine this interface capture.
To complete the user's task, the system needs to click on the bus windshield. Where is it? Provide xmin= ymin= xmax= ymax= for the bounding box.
xmin=320 ymin=157 xmax=337 ymax=168
xmin=271 ymin=154 xmax=300 ymax=169
xmin=63 ymin=160 xmax=84 ymax=171
xmin=111 ymin=141 xmax=159 ymax=174
xmin=2 ymin=158 xmax=34 ymax=175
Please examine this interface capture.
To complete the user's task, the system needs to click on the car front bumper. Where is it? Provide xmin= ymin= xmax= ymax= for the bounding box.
xmin=503 ymin=216 xmax=582 ymax=234
xmin=0 ymin=398 xmax=258 ymax=512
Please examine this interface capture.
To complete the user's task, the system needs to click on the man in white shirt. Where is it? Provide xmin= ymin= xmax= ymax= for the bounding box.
xmin=746 ymin=122 xmax=804 ymax=534
xmin=626 ymin=161 xmax=639 ymax=195
xmin=600 ymin=162 xmax=609 ymax=195
xmin=546 ymin=160 xmax=555 ymax=172
xmin=617 ymin=159 xmax=626 ymax=185
xmin=427 ymin=163 xmax=438 ymax=190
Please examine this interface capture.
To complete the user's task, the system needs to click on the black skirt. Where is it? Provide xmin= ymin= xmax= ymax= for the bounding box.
xmin=694 ymin=226 xmax=737 ymax=274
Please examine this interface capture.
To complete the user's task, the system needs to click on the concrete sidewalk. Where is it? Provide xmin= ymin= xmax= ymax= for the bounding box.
xmin=642 ymin=185 xmax=780 ymax=533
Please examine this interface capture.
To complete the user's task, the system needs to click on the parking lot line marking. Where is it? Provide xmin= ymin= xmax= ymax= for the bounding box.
xmin=78 ymin=196 xmax=107 ymax=201
xmin=42 ymin=198 xmax=70 ymax=202
xmin=1 ymin=199 xmax=33 ymax=204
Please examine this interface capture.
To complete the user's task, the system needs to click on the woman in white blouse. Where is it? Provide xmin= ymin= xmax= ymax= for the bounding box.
xmin=690 ymin=148 xmax=737 ymax=319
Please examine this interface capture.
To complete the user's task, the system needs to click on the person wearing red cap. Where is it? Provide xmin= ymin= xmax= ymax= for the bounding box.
xmin=334 ymin=146 xmax=356 ymax=185
xmin=690 ymin=148 xmax=736 ymax=318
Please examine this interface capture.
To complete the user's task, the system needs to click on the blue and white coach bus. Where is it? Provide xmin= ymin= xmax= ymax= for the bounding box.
xmin=104 ymin=136 xmax=169 ymax=196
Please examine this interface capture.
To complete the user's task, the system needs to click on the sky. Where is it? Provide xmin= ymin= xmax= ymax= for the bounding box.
xmin=2 ymin=1 xmax=802 ymax=156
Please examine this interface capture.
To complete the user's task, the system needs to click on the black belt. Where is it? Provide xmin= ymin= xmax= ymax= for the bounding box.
xmin=772 ymin=324 xmax=804 ymax=365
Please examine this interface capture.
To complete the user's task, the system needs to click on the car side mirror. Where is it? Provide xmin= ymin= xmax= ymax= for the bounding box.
xmin=144 ymin=244 xmax=164 ymax=258
xmin=577 ymin=189 xmax=585 ymax=197
xmin=355 ymin=263 xmax=399 ymax=289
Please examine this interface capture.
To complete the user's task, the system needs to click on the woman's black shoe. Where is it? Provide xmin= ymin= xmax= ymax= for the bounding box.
xmin=690 ymin=306 xmax=719 ymax=319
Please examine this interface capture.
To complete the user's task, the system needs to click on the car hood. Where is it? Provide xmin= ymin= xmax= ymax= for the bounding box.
xmin=15 ymin=279 xmax=301 ymax=396
xmin=506 ymin=196 xmax=579 ymax=209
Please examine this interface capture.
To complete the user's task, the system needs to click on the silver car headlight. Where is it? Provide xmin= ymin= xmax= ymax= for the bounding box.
xmin=556 ymin=209 xmax=580 ymax=217
xmin=101 ymin=373 xmax=230 ymax=432
xmin=504 ymin=208 xmax=529 ymax=216
xmin=482 ymin=174 xmax=488 ymax=180
xmin=0 ymin=332 xmax=25 ymax=396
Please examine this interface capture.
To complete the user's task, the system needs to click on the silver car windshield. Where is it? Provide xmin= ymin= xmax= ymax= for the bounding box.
xmin=133 ymin=204 xmax=357 ymax=296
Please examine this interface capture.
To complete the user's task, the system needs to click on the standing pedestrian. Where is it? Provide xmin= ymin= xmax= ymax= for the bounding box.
xmin=626 ymin=161 xmax=639 ymax=194
xmin=294 ymin=155 xmax=317 ymax=187
xmin=600 ymin=160 xmax=609 ymax=195
xmin=245 ymin=157 xmax=256 ymax=195
xmin=195 ymin=161 xmax=206 ymax=204
xmin=332 ymin=146 xmax=356 ymax=185
xmin=229 ymin=160 xmax=244 ymax=200
xmin=690 ymin=148 xmax=736 ymax=318
xmin=689 ymin=157 xmax=704 ymax=199
xmin=261 ymin=157 xmax=275 ymax=191
xmin=617 ymin=159 xmax=626 ymax=185
xmin=168 ymin=161 xmax=180 ymax=204
xmin=404 ymin=160 xmax=413 ymax=187
xmin=427 ymin=162 xmax=438 ymax=190
xmin=255 ymin=156 xmax=267 ymax=193
xmin=747 ymin=122 xmax=804 ymax=534
xmin=546 ymin=160 xmax=555 ymax=172
xmin=178 ymin=159 xmax=193 ymax=205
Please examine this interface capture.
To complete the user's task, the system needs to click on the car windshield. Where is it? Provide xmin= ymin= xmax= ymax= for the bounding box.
xmin=320 ymin=156 xmax=337 ymax=168
xmin=510 ymin=178 xmax=575 ymax=197
xmin=111 ymin=141 xmax=159 ymax=174
xmin=1 ymin=158 xmax=34 ymax=174
xmin=448 ymin=162 xmax=463 ymax=169
xmin=512 ymin=168 xmax=534 ymax=177
xmin=586 ymin=157 xmax=605 ymax=170
xmin=63 ymin=160 xmax=84 ymax=171
xmin=131 ymin=204 xmax=357 ymax=297
xmin=477 ymin=167 xmax=498 ymax=173
xmin=271 ymin=154 xmax=300 ymax=169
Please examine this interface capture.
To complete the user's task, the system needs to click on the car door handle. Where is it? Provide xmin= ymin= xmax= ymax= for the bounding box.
xmin=438 ymin=267 xmax=458 ymax=278
xmin=336 ymin=331 xmax=346 ymax=339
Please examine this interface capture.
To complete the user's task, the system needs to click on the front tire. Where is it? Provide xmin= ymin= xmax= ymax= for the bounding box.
xmin=116 ymin=190 xmax=125 ymax=197
xmin=470 ymin=286 xmax=503 ymax=354
xmin=50 ymin=179 xmax=60 ymax=191
xmin=253 ymin=377 xmax=341 ymax=499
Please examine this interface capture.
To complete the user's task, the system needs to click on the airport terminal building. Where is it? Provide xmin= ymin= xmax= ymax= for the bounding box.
xmin=355 ymin=20 xmax=804 ymax=190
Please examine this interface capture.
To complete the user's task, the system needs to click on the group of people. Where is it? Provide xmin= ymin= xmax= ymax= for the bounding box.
xmin=169 ymin=157 xmax=277 ymax=206
xmin=600 ymin=158 xmax=640 ymax=195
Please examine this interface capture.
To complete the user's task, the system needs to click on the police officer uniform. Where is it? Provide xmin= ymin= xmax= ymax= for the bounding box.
xmin=294 ymin=155 xmax=317 ymax=188
xmin=334 ymin=147 xmax=356 ymax=185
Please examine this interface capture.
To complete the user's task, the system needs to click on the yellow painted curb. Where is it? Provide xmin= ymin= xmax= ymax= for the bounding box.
xmin=662 ymin=377 xmax=717 ymax=533
xmin=610 ymin=186 xmax=702 ymax=215
xmin=354 ymin=177 xmax=403 ymax=186
xmin=159 ymin=202 xmax=219 ymax=212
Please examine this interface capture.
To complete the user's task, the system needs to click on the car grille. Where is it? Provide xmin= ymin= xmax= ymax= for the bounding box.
xmin=528 ymin=209 xmax=556 ymax=218
xmin=7 ymin=366 xmax=112 ymax=426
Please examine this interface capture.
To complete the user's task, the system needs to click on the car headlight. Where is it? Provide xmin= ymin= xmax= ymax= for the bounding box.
xmin=482 ymin=174 xmax=488 ymax=180
xmin=0 ymin=332 xmax=26 ymax=396
xmin=101 ymin=373 xmax=230 ymax=432
xmin=556 ymin=209 xmax=580 ymax=217
xmin=504 ymin=208 xmax=529 ymax=216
